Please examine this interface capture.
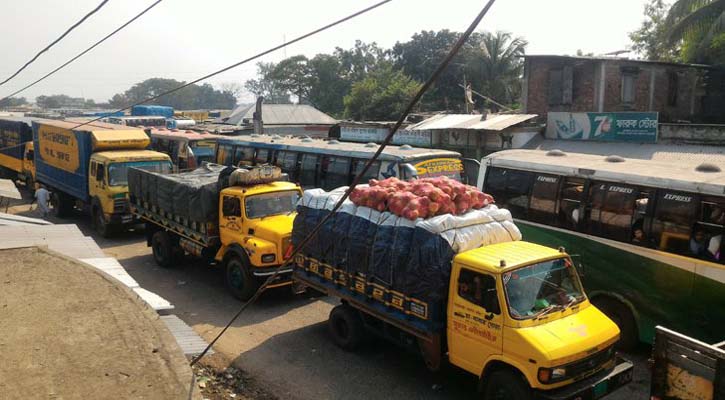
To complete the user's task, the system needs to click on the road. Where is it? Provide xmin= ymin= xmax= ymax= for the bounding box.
xmin=8 ymin=198 xmax=650 ymax=400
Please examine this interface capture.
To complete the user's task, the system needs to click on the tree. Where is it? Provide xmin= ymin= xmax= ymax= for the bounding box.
xmin=244 ymin=62 xmax=291 ymax=104
xmin=334 ymin=40 xmax=387 ymax=83
xmin=110 ymin=78 xmax=236 ymax=109
xmin=665 ymin=0 xmax=725 ymax=63
xmin=467 ymin=31 xmax=527 ymax=109
xmin=219 ymin=82 xmax=245 ymax=102
xmin=307 ymin=54 xmax=350 ymax=117
xmin=108 ymin=93 xmax=129 ymax=109
xmin=629 ymin=0 xmax=682 ymax=61
xmin=343 ymin=63 xmax=420 ymax=121
xmin=36 ymin=95 xmax=61 ymax=108
xmin=270 ymin=55 xmax=312 ymax=102
xmin=0 ymin=97 xmax=27 ymax=108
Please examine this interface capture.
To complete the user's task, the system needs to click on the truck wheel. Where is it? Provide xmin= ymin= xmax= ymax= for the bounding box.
xmin=225 ymin=256 xmax=257 ymax=301
xmin=483 ymin=370 xmax=531 ymax=400
xmin=151 ymin=231 xmax=175 ymax=268
xmin=92 ymin=206 xmax=113 ymax=238
xmin=328 ymin=304 xmax=365 ymax=351
xmin=51 ymin=192 xmax=71 ymax=218
xmin=591 ymin=297 xmax=638 ymax=351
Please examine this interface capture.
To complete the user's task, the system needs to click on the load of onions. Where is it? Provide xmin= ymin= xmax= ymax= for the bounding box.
xmin=348 ymin=176 xmax=494 ymax=220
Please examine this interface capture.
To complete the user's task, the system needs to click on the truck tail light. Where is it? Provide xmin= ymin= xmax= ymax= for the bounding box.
xmin=284 ymin=243 xmax=294 ymax=260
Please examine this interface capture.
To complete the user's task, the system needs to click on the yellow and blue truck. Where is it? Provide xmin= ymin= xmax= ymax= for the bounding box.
xmin=0 ymin=117 xmax=37 ymax=189
xmin=292 ymin=190 xmax=633 ymax=400
xmin=33 ymin=119 xmax=172 ymax=236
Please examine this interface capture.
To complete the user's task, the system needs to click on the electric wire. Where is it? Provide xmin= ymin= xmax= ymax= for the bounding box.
xmin=1 ymin=0 xmax=164 ymax=102
xmin=70 ymin=0 xmax=392 ymax=130
xmin=0 ymin=0 xmax=111 ymax=87
xmin=189 ymin=0 xmax=498 ymax=367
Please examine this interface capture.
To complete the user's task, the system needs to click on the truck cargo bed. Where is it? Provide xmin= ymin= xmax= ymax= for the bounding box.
xmin=131 ymin=199 xmax=219 ymax=247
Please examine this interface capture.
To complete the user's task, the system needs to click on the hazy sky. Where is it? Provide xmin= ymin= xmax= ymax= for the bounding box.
xmin=0 ymin=0 xmax=650 ymax=103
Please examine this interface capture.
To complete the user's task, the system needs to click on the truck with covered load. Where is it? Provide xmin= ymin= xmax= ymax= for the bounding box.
xmin=32 ymin=119 xmax=172 ymax=235
xmin=0 ymin=116 xmax=37 ymax=189
xmin=291 ymin=179 xmax=633 ymax=400
xmin=128 ymin=164 xmax=302 ymax=300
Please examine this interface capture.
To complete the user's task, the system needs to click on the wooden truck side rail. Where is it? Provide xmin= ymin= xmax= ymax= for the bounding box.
xmin=130 ymin=197 xmax=219 ymax=248
xmin=650 ymin=326 xmax=725 ymax=400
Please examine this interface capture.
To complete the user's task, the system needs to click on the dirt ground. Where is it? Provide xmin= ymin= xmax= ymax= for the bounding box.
xmin=0 ymin=247 xmax=197 ymax=400
xmin=4 ymin=196 xmax=650 ymax=400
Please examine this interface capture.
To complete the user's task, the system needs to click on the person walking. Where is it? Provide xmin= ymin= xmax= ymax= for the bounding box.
xmin=34 ymin=184 xmax=50 ymax=217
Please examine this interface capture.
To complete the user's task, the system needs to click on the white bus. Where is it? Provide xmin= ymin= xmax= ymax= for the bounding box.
xmin=478 ymin=148 xmax=725 ymax=349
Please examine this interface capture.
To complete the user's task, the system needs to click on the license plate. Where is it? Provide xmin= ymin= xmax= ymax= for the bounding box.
xmin=121 ymin=215 xmax=133 ymax=223
xmin=593 ymin=380 xmax=608 ymax=398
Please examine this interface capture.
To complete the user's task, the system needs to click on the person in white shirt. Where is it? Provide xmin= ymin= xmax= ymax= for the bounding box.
xmin=34 ymin=184 xmax=50 ymax=217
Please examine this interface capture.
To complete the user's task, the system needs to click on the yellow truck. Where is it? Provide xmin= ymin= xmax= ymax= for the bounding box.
xmin=32 ymin=119 xmax=172 ymax=236
xmin=128 ymin=164 xmax=301 ymax=300
xmin=0 ymin=117 xmax=36 ymax=189
xmin=292 ymin=191 xmax=634 ymax=399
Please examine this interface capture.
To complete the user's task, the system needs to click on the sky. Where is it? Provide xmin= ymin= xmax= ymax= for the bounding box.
xmin=0 ymin=0 xmax=651 ymax=103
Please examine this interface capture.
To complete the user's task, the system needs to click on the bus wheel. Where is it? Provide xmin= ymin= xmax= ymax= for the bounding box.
xmin=225 ymin=256 xmax=257 ymax=301
xmin=151 ymin=231 xmax=175 ymax=268
xmin=483 ymin=370 xmax=531 ymax=400
xmin=592 ymin=297 xmax=638 ymax=351
xmin=328 ymin=304 xmax=365 ymax=351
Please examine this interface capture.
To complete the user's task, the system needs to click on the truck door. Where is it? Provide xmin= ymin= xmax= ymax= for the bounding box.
xmin=447 ymin=265 xmax=504 ymax=375
xmin=219 ymin=194 xmax=243 ymax=245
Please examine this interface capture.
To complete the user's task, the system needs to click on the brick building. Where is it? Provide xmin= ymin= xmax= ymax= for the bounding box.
xmin=521 ymin=55 xmax=724 ymax=123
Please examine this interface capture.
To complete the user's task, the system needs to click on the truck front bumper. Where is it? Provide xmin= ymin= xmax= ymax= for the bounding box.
xmin=109 ymin=213 xmax=138 ymax=226
xmin=535 ymin=356 xmax=633 ymax=400
xmin=253 ymin=266 xmax=293 ymax=289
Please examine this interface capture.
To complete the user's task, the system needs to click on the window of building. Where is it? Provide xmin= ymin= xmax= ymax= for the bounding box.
xmin=651 ymin=191 xmax=699 ymax=255
xmin=457 ymin=268 xmax=499 ymax=313
xmin=621 ymin=68 xmax=638 ymax=104
xmin=557 ymin=178 xmax=586 ymax=230
xmin=587 ymin=182 xmax=638 ymax=242
xmin=547 ymin=66 xmax=573 ymax=106
xmin=528 ymin=174 xmax=560 ymax=225
xmin=484 ymin=167 xmax=534 ymax=218
xmin=667 ymin=72 xmax=679 ymax=107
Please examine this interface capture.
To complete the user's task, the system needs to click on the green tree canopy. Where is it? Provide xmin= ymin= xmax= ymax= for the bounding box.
xmin=630 ymin=0 xmax=682 ymax=61
xmin=343 ymin=63 xmax=420 ymax=121
xmin=0 ymin=97 xmax=27 ymax=108
xmin=665 ymin=0 xmax=725 ymax=63
xmin=109 ymin=78 xmax=236 ymax=110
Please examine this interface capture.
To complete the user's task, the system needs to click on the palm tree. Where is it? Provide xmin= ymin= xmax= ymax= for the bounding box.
xmin=665 ymin=0 xmax=725 ymax=63
xmin=466 ymin=31 xmax=527 ymax=110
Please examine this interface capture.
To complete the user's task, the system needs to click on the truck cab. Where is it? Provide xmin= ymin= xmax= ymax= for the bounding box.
xmin=449 ymin=241 xmax=629 ymax=398
xmin=88 ymin=150 xmax=172 ymax=236
xmin=216 ymin=180 xmax=302 ymax=299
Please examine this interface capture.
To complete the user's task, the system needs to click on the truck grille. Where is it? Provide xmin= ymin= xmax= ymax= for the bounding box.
xmin=568 ymin=346 xmax=615 ymax=380
xmin=113 ymin=198 xmax=129 ymax=213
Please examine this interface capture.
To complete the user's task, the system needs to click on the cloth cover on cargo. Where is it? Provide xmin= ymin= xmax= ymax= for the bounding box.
xmin=0 ymin=119 xmax=32 ymax=161
xmin=128 ymin=164 xmax=228 ymax=223
xmin=293 ymin=187 xmax=521 ymax=330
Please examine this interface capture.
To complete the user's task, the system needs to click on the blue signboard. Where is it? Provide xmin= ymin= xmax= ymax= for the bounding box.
xmin=546 ymin=112 xmax=658 ymax=143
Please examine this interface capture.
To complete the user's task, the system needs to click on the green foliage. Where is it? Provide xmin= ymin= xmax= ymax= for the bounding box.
xmin=244 ymin=62 xmax=292 ymax=104
xmin=630 ymin=0 xmax=682 ymax=61
xmin=0 ymin=97 xmax=28 ymax=108
xmin=36 ymin=94 xmax=87 ymax=109
xmin=665 ymin=0 xmax=725 ymax=63
xmin=108 ymin=78 xmax=236 ymax=110
xmin=343 ymin=63 xmax=420 ymax=121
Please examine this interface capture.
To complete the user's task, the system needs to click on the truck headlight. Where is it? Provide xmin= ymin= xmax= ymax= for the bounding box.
xmin=538 ymin=367 xmax=566 ymax=383
xmin=261 ymin=254 xmax=276 ymax=263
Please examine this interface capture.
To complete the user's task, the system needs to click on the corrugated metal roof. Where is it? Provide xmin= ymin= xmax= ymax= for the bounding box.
xmin=408 ymin=113 xmax=537 ymax=131
xmin=225 ymin=104 xmax=338 ymax=126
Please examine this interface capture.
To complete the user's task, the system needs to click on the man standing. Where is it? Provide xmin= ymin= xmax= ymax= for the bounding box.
xmin=34 ymin=184 xmax=50 ymax=217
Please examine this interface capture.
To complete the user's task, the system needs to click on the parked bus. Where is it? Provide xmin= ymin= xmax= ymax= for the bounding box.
xmin=478 ymin=148 xmax=725 ymax=349
xmin=107 ymin=115 xmax=167 ymax=128
xmin=147 ymin=129 xmax=222 ymax=171
xmin=215 ymin=134 xmax=465 ymax=190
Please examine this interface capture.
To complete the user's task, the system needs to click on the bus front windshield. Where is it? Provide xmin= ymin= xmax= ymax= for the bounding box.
xmin=245 ymin=191 xmax=300 ymax=219
xmin=503 ymin=257 xmax=585 ymax=320
xmin=108 ymin=160 xmax=173 ymax=186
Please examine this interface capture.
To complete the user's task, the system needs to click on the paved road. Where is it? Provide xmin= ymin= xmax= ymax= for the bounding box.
xmin=10 ymin=200 xmax=650 ymax=399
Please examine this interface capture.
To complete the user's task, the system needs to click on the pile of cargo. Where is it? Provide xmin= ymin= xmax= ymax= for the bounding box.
xmin=349 ymin=177 xmax=494 ymax=220
xmin=292 ymin=185 xmax=520 ymax=329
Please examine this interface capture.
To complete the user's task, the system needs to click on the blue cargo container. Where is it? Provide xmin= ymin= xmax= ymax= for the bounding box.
xmin=0 ymin=117 xmax=34 ymax=172
xmin=131 ymin=105 xmax=174 ymax=118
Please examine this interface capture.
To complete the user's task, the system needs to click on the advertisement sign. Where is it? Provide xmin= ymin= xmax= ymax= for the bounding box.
xmin=37 ymin=124 xmax=80 ymax=172
xmin=340 ymin=126 xmax=431 ymax=147
xmin=546 ymin=112 xmax=658 ymax=143
xmin=414 ymin=158 xmax=463 ymax=179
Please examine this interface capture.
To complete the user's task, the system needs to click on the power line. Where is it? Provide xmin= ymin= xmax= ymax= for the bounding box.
xmin=0 ymin=0 xmax=111 ymax=87
xmin=189 ymin=0 xmax=498 ymax=366
xmin=1 ymin=0 xmax=163 ymax=102
xmin=70 ymin=0 xmax=392 ymax=130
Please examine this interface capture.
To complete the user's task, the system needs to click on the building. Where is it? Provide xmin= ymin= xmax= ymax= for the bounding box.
xmin=521 ymin=55 xmax=725 ymax=124
xmin=221 ymin=103 xmax=337 ymax=138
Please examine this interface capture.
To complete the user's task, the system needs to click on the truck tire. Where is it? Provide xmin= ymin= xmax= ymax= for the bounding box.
xmin=483 ymin=370 xmax=531 ymax=400
xmin=225 ymin=256 xmax=257 ymax=301
xmin=51 ymin=192 xmax=72 ymax=218
xmin=591 ymin=297 xmax=638 ymax=351
xmin=328 ymin=304 xmax=365 ymax=351
xmin=151 ymin=231 xmax=176 ymax=268
xmin=92 ymin=205 xmax=113 ymax=238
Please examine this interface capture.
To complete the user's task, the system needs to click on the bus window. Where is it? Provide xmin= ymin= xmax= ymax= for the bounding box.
xmin=528 ymin=174 xmax=560 ymax=225
xmin=299 ymin=154 xmax=319 ymax=187
xmin=631 ymin=190 xmax=655 ymax=247
xmin=320 ymin=156 xmax=351 ymax=190
xmin=217 ymin=144 xmax=234 ymax=165
xmin=255 ymin=149 xmax=270 ymax=165
xmin=651 ymin=191 xmax=699 ymax=255
xmin=696 ymin=198 xmax=725 ymax=262
xmin=557 ymin=178 xmax=585 ymax=230
xmin=275 ymin=151 xmax=300 ymax=181
xmin=587 ymin=182 xmax=638 ymax=242
xmin=484 ymin=167 xmax=533 ymax=218
xmin=351 ymin=159 xmax=380 ymax=184
xmin=234 ymin=146 xmax=254 ymax=166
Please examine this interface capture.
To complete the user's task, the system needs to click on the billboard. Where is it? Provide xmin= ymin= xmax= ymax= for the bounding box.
xmin=339 ymin=126 xmax=431 ymax=147
xmin=546 ymin=112 xmax=658 ymax=143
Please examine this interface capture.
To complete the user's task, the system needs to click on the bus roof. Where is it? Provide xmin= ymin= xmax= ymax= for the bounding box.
xmin=42 ymin=119 xmax=145 ymax=132
xmin=148 ymin=128 xmax=224 ymax=141
xmin=216 ymin=134 xmax=461 ymax=162
xmin=484 ymin=148 xmax=725 ymax=197
xmin=110 ymin=115 xmax=167 ymax=120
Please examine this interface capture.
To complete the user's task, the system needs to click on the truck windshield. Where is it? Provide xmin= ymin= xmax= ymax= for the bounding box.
xmin=503 ymin=257 xmax=585 ymax=320
xmin=108 ymin=161 xmax=173 ymax=186
xmin=245 ymin=190 xmax=300 ymax=219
